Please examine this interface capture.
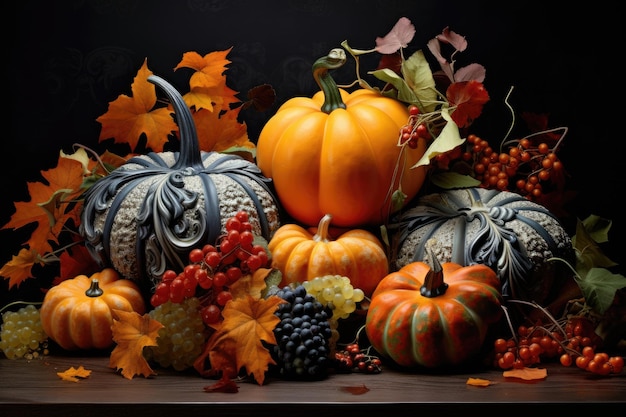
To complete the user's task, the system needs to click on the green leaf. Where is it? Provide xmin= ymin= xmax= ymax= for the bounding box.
xmin=580 ymin=214 xmax=612 ymax=244
xmin=430 ymin=171 xmax=481 ymax=189
xmin=411 ymin=108 xmax=465 ymax=168
xmin=578 ymin=268 xmax=626 ymax=315
xmin=369 ymin=68 xmax=417 ymax=104
xmin=401 ymin=50 xmax=439 ymax=113
xmin=574 ymin=218 xmax=617 ymax=277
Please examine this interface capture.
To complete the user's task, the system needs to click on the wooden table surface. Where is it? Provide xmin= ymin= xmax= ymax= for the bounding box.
xmin=1 ymin=354 xmax=624 ymax=416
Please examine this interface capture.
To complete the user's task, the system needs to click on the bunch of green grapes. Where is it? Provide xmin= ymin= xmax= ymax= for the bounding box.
xmin=0 ymin=303 xmax=49 ymax=360
xmin=302 ymin=275 xmax=365 ymax=352
xmin=145 ymin=297 xmax=209 ymax=371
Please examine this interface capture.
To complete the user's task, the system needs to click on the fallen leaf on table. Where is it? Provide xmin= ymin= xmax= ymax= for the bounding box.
xmin=503 ymin=367 xmax=547 ymax=381
xmin=340 ymin=384 xmax=370 ymax=395
xmin=466 ymin=377 xmax=492 ymax=387
xmin=57 ymin=365 xmax=92 ymax=382
xmin=203 ymin=374 xmax=240 ymax=393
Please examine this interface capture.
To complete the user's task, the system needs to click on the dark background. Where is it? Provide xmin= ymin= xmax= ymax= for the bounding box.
xmin=3 ymin=0 xmax=624 ymax=305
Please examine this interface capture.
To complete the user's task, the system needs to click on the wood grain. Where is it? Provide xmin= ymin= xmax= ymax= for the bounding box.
xmin=1 ymin=355 xmax=624 ymax=416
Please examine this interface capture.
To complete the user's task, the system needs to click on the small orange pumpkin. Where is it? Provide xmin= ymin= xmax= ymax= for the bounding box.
xmin=268 ymin=214 xmax=388 ymax=297
xmin=365 ymin=240 xmax=503 ymax=368
xmin=40 ymin=268 xmax=146 ymax=350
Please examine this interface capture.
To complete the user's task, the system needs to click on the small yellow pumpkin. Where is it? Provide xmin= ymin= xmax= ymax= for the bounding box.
xmin=268 ymin=214 xmax=388 ymax=297
xmin=40 ymin=268 xmax=146 ymax=350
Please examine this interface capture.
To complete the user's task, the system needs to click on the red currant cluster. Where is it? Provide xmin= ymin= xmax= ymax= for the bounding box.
xmin=398 ymin=105 xmax=433 ymax=149
xmin=492 ymin=317 xmax=624 ymax=375
xmin=435 ymin=133 xmax=565 ymax=201
xmin=333 ymin=342 xmax=382 ymax=374
xmin=150 ymin=210 xmax=270 ymax=326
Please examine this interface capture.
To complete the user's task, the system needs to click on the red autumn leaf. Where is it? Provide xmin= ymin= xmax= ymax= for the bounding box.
xmin=241 ymin=84 xmax=276 ymax=112
xmin=55 ymin=245 xmax=101 ymax=286
xmin=447 ymin=80 xmax=490 ymax=128
xmin=340 ymin=384 xmax=370 ymax=395
xmin=203 ymin=374 xmax=240 ymax=393
xmin=96 ymin=59 xmax=178 ymax=152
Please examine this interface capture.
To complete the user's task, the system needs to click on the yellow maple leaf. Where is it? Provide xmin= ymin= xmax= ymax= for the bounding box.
xmin=109 ymin=309 xmax=164 ymax=380
xmin=201 ymin=295 xmax=285 ymax=385
xmin=175 ymin=49 xmax=233 ymax=90
xmin=96 ymin=59 xmax=177 ymax=152
xmin=57 ymin=365 xmax=92 ymax=382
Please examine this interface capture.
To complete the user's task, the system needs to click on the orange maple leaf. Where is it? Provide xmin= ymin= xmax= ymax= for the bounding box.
xmin=109 ymin=309 xmax=164 ymax=380
xmin=96 ymin=59 xmax=178 ymax=152
xmin=57 ymin=365 xmax=92 ymax=382
xmin=0 ymin=249 xmax=41 ymax=289
xmin=2 ymin=156 xmax=85 ymax=255
xmin=193 ymin=107 xmax=255 ymax=155
xmin=447 ymin=80 xmax=489 ymax=128
xmin=183 ymin=81 xmax=239 ymax=113
xmin=175 ymin=49 xmax=233 ymax=90
xmin=228 ymin=266 xmax=271 ymax=301
xmin=198 ymin=295 xmax=285 ymax=385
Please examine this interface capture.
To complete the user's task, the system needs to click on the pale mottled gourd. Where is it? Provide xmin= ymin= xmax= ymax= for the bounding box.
xmin=79 ymin=75 xmax=281 ymax=295
xmin=390 ymin=187 xmax=574 ymax=304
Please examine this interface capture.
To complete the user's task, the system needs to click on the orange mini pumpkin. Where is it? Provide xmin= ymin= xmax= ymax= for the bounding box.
xmin=268 ymin=214 xmax=388 ymax=297
xmin=365 ymin=240 xmax=503 ymax=368
xmin=40 ymin=268 xmax=146 ymax=350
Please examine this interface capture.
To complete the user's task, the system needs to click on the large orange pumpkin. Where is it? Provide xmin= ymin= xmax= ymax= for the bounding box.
xmin=256 ymin=48 xmax=428 ymax=228
xmin=40 ymin=268 xmax=146 ymax=350
xmin=268 ymin=214 xmax=388 ymax=297
xmin=365 ymin=240 xmax=503 ymax=368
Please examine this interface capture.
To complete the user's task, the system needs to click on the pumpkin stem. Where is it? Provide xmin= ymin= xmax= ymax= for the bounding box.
xmin=313 ymin=49 xmax=347 ymax=114
xmin=85 ymin=279 xmax=104 ymax=298
xmin=148 ymin=75 xmax=204 ymax=170
xmin=420 ymin=239 xmax=448 ymax=298
xmin=313 ymin=214 xmax=333 ymax=243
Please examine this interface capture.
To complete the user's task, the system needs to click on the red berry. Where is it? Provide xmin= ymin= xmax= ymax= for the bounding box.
xmin=188 ymin=248 xmax=204 ymax=264
xmin=235 ymin=210 xmax=249 ymax=223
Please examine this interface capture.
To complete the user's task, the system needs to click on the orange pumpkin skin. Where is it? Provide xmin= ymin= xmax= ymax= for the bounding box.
xmin=268 ymin=214 xmax=388 ymax=297
xmin=365 ymin=262 xmax=503 ymax=368
xmin=256 ymin=88 xmax=427 ymax=228
xmin=40 ymin=268 xmax=146 ymax=350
